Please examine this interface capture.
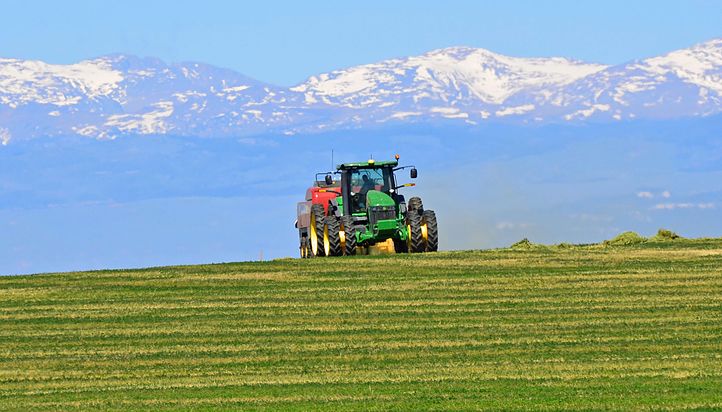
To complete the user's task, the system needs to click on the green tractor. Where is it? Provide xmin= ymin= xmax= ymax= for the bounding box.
xmin=296 ymin=155 xmax=438 ymax=257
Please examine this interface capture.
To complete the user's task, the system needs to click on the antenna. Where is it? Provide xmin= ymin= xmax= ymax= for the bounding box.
xmin=331 ymin=149 xmax=334 ymax=170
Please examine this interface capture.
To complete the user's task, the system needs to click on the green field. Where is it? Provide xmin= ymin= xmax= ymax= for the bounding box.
xmin=2 ymin=238 xmax=722 ymax=410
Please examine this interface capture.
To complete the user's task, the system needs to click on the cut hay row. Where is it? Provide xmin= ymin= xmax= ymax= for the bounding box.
xmin=1 ymin=239 xmax=722 ymax=410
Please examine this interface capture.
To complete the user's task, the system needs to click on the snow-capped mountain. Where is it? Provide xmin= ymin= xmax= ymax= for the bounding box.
xmin=0 ymin=55 xmax=306 ymax=141
xmin=1 ymin=39 xmax=722 ymax=143
xmin=290 ymin=47 xmax=606 ymax=124
xmin=536 ymin=39 xmax=722 ymax=121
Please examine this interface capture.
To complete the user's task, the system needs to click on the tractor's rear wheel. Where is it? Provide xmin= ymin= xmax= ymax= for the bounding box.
xmin=406 ymin=211 xmax=425 ymax=253
xmin=310 ymin=204 xmax=326 ymax=257
xmin=422 ymin=210 xmax=438 ymax=252
xmin=340 ymin=216 xmax=357 ymax=256
xmin=323 ymin=216 xmax=343 ymax=257
xmin=408 ymin=197 xmax=424 ymax=214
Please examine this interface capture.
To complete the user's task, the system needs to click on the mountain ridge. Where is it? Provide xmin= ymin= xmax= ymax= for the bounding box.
xmin=1 ymin=38 xmax=721 ymax=143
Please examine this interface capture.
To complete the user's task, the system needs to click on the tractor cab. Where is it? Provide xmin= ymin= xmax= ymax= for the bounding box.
xmin=338 ymin=160 xmax=398 ymax=214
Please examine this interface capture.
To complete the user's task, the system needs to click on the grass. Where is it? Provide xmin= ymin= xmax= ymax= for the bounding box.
xmin=1 ymin=237 xmax=722 ymax=410
xmin=603 ymin=231 xmax=648 ymax=246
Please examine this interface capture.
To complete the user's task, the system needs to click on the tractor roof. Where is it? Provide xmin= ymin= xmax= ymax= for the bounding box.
xmin=337 ymin=160 xmax=398 ymax=170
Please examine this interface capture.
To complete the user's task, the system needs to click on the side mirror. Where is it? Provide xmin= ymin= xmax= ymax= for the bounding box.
xmin=324 ymin=174 xmax=333 ymax=185
xmin=410 ymin=168 xmax=418 ymax=179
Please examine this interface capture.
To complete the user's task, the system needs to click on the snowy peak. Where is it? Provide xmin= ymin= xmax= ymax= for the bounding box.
xmin=292 ymin=46 xmax=607 ymax=107
xmin=642 ymin=38 xmax=722 ymax=94
xmin=647 ymin=38 xmax=722 ymax=67
xmin=406 ymin=46 xmax=608 ymax=103
xmin=538 ymin=38 xmax=722 ymax=122
xmin=417 ymin=45 xmax=607 ymax=84
xmin=0 ymin=56 xmax=124 ymax=107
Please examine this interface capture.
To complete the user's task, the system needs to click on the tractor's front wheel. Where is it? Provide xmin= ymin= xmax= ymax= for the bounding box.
xmin=406 ymin=211 xmax=425 ymax=253
xmin=310 ymin=204 xmax=326 ymax=257
xmin=408 ymin=197 xmax=424 ymax=214
xmin=323 ymin=216 xmax=343 ymax=257
xmin=393 ymin=238 xmax=408 ymax=253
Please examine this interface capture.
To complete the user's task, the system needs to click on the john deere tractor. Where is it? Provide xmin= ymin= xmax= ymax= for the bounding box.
xmin=295 ymin=155 xmax=438 ymax=257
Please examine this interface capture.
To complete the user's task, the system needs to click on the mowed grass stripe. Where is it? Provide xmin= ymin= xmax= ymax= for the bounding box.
xmin=3 ymin=273 xmax=720 ymax=308
xmin=5 ymin=275 xmax=722 ymax=303
xmin=3 ymin=278 xmax=719 ymax=312
xmin=4 ymin=284 xmax=721 ymax=314
xmin=4 ymin=311 xmax=720 ymax=341
xmin=1 ymin=241 xmax=722 ymax=410
xmin=4 ymin=357 xmax=722 ymax=392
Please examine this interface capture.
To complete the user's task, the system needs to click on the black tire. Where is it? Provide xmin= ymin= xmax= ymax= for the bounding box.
xmin=340 ymin=216 xmax=357 ymax=256
xmin=299 ymin=235 xmax=308 ymax=258
xmin=323 ymin=216 xmax=343 ymax=257
xmin=422 ymin=210 xmax=438 ymax=252
xmin=305 ymin=237 xmax=314 ymax=258
xmin=406 ymin=211 xmax=425 ymax=253
xmin=408 ymin=197 xmax=424 ymax=214
xmin=393 ymin=238 xmax=408 ymax=253
xmin=310 ymin=204 xmax=326 ymax=257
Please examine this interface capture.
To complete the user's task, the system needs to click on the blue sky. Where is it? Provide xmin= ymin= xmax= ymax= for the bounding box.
xmin=2 ymin=0 xmax=722 ymax=85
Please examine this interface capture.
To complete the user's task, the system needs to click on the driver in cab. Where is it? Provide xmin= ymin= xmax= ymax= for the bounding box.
xmin=360 ymin=175 xmax=376 ymax=195
xmin=353 ymin=174 xmax=376 ymax=210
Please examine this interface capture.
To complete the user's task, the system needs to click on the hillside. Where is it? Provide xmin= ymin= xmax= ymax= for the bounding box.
xmin=1 ymin=239 xmax=721 ymax=410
